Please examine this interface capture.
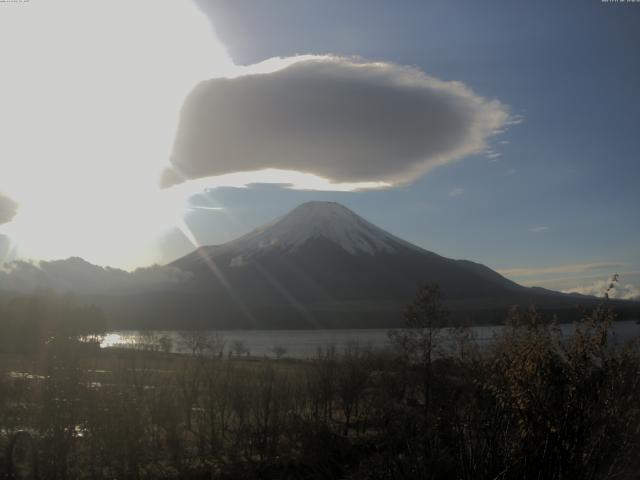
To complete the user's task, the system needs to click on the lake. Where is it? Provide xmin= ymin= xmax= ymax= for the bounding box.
xmin=101 ymin=320 xmax=640 ymax=359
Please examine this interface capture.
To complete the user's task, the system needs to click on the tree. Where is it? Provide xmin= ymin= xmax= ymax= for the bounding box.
xmin=389 ymin=283 xmax=449 ymax=412
xmin=178 ymin=331 xmax=225 ymax=357
xmin=158 ymin=335 xmax=173 ymax=354
xmin=336 ymin=341 xmax=369 ymax=435
xmin=272 ymin=345 xmax=287 ymax=359
xmin=231 ymin=340 xmax=249 ymax=357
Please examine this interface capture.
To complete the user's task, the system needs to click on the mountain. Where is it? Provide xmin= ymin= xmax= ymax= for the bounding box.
xmin=163 ymin=201 xmax=621 ymax=329
xmin=173 ymin=201 xmax=522 ymax=300
xmin=2 ymin=201 xmax=636 ymax=329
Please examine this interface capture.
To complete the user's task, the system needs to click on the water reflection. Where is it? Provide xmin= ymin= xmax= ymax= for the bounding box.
xmin=101 ymin=320 xmax=640 ymax=359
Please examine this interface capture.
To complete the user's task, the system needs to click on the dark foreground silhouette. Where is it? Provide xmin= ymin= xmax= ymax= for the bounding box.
xmin=0 ymin=286 xmax=639 ymax=479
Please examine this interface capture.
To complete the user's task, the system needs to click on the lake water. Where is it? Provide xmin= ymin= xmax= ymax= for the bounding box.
xmin=102 ymin=320 xmax=640 ymax=359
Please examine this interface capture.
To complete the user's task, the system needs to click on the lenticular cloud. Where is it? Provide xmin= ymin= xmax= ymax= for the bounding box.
xmin=164 ymin=56 xmax=511 ymax=188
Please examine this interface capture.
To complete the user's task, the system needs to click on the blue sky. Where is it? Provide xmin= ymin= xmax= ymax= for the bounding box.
xmin=0 ymin=0 xmax=638 ymax=299
xmin=162 ymin=0 xmax=640 ymax=296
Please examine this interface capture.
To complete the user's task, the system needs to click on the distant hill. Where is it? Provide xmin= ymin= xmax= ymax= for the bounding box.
xmin=2 ymin=202 xmax=637 ymax=329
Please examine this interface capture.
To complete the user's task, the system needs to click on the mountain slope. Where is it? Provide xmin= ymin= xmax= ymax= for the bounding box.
xmin=167 ymin=201 xmax=596 ymax=329
xmin=2 ymin=202 xmax=637 ymax=330
xmin=173 ymin=202 xmax=522 ymax=300
xmin=178 ymin=201 xmax=415 ymax=261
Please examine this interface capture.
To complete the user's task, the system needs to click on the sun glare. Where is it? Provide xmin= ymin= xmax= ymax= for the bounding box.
xmin=0 ymin=0 xmax=235 ymax=268
xmin=0 ymin=1 xmax=393 ymax=269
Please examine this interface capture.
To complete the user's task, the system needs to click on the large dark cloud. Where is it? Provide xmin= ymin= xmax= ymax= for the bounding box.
xmin=0 ymin=193 xmax=17 ymax=225
xmin=164 ymin=57 xmax=510 ymax=188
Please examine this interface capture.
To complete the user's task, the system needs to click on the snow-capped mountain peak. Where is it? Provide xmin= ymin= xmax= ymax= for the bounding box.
xmin=223 ymin=201 xmax=403 ymax=256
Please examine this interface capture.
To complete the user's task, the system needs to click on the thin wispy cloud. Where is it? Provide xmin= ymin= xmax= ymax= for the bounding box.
xmin=449 ymin=187 xmax=465 ymax=197
xmin=506 ymin=114 xmax=525 ymax=125
xmin=188 ymin=206 xmax=224 ymax=211
xmin=498 ymin=261 xmax=626 ymax=277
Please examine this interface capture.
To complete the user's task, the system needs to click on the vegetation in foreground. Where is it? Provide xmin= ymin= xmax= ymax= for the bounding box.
xmin=0 ymin=287 xmax=639 ymax=479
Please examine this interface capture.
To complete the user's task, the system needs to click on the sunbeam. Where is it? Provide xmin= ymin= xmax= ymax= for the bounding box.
xmin=176 ymin=219 xmax=257 ymax=326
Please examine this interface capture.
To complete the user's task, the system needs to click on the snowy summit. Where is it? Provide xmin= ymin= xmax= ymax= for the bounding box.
xmin=222 ymin=201 xmax=403 ymax=256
